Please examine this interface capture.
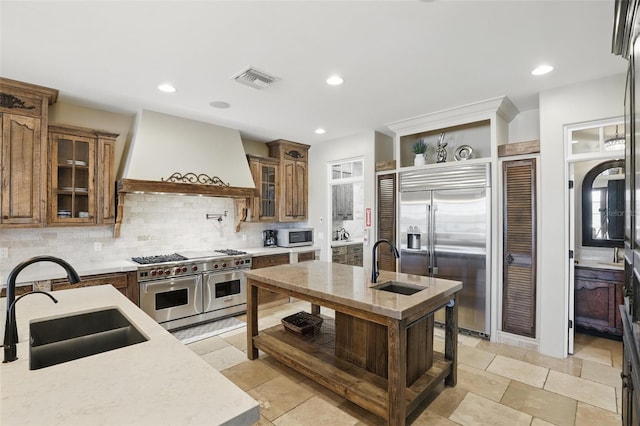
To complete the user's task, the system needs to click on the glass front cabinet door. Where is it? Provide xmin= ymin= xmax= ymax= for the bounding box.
xmin=48 ymin=124 xmax=118 ymax=225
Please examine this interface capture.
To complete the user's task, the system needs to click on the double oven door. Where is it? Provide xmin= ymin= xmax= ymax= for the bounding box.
xmin=203 ymin=270 xmax=246 ymax=313
xmin=140 ymin=275 xmax=203 ymax=324
xmin=139 ymin=270 xmax=247 ymax=329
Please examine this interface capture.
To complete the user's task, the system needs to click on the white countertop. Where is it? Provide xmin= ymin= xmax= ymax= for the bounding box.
xmin=576 ymin=259 xmax=624 ymax=271
xmin=243 ymin=245 xmax=321 ymax=256
xmin=1 ymin=259 xmax=139 ymax=287
xmin=0 ymin=285 xmax=259 ymax=425
xmin=330 ymin=239 xmax=363 ymax=248
xmin=2 ymin=246 xmax=322 ymax=287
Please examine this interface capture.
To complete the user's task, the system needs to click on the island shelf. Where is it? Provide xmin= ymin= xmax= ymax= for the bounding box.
xmin=245 ymin=261 xmax=461 ymax=426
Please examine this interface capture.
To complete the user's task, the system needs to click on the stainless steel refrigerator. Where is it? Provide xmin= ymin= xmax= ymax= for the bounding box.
xmin=399 ymin=163 xmax=491 ymax=337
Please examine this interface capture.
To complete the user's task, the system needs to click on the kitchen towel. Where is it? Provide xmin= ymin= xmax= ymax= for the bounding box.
xmin=171 ymin=316 xmax=245 ymax=344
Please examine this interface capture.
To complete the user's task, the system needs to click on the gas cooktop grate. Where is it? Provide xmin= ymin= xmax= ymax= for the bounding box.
xmin=215 ymin=249 xmax=248 ymax=255
xmin=131 ymin=253 xmax=188 ymax=264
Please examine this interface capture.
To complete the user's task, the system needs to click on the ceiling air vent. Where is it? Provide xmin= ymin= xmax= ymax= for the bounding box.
xmin=232 ymin=66 xmax=279 ymax=89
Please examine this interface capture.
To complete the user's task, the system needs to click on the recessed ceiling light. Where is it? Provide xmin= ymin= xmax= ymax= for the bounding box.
xmin=531 ymin=65 xmax=553 ymax=76
xmin=209 ymin=101 xmax=231 ymax=109
xmin=158 ymin=83 xmax=176 ymax=93
xmin=326 ymin=75 xmax=344 ymax=86
xmin=315 ymin=128 xmax=326 ymax=134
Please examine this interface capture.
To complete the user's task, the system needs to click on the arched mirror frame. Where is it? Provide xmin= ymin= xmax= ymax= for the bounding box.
xmin=581 ymin=159 xmax=625 ymax=248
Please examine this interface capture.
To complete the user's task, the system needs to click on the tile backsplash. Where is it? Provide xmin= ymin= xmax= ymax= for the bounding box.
xmin=1 ymin=193 xmax=298 ymax=275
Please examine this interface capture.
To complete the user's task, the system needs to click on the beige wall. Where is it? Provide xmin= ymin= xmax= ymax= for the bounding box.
xmin=49 ymin=101 xmax=135 ymax=179
xmin=241 ymin=138 xmax=269 ymax=156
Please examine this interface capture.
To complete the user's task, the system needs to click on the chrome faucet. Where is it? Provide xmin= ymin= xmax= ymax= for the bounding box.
xmin=613 ymin=247 xmax=622 ymax=263
xmin=371 ymin=239 xmax=400 ymax=283
xmin=3 ymin=256 xmax=80 ymax=363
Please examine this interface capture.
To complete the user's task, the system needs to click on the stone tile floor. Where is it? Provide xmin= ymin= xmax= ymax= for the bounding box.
xmin=186 ymin=301 xmax=623 ymax=425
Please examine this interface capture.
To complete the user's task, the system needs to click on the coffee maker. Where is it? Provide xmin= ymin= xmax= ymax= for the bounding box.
xmin=263 ymin=230 xmax=277 ymax=247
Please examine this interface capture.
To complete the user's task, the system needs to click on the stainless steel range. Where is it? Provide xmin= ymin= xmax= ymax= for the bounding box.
xmin=132 ymin=250 xmax=252 ymax=330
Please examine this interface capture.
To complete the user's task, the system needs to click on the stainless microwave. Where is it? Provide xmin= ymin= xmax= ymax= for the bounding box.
xmin=277 ymin=228 xmax=314 ymax=247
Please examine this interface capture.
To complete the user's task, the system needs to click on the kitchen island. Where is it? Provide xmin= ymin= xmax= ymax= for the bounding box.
xmin=245 ymin=260 xmax=462 ymax=426
xmin=0 ymin=285 xmax=259 ymax=425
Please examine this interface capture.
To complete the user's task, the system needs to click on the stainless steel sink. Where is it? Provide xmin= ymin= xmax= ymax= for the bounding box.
xmin=29 ymin=308 xmax=148 ymax=370
xmin=372 ymin=281 xmax=425 ymax=295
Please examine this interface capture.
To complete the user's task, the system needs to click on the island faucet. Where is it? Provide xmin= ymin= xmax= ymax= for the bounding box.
xmin=371 ymin=239 xmax=400 ymax=283
xmin=3 ymin=256 xmax=80 ymax=363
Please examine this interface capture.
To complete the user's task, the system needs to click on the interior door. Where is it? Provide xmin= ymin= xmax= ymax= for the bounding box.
xmin=568 ymin=163 xmax=576 ymax=354
xmin=502 ymin=159 xmax=537 ymax=338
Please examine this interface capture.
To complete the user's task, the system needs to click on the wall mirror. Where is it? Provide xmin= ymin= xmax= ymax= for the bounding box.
xmin=581 ymin=159 xmax=625 ymax=247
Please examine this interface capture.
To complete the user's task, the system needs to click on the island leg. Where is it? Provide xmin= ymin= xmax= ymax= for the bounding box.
xmin=387 ymin=318 xmax=407 ymax=426
xmin=444 ymin=294 xmax=458 ymax=387
xmin=310 ymin=304 xmax=320 ymax=315
xmin=247 ymin=279 xmax=259 ymax=360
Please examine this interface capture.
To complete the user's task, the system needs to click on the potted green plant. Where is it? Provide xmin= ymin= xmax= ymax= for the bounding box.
xmin=411 ymin=139 xmax=427 ymax=166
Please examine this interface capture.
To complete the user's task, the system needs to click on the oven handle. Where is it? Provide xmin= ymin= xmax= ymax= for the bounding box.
xmin=141 ymin=276 xmax=200 ymax=293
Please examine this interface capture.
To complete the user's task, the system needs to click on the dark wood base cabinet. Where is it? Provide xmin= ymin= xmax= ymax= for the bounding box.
xmin=574 ymin=266 xmax=624 ymax=337
xmin=52 ymin=271 xmax=139 ymax=306
xmin=621 ymin=306 xmax=639 ymax=426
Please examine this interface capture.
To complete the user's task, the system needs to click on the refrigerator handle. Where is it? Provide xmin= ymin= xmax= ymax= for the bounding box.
xmin=428 ymin=203 xmax=435 ymax=275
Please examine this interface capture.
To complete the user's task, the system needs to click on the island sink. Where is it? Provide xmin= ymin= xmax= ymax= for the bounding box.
xmin=372 ymin=281 xmax=425 ymax=295
xmin=29 ymin=308 xmax=147 ymax=370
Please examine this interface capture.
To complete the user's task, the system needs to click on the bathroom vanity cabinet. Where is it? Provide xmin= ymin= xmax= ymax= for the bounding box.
xmin=574 ymin=265 xmax=624 ymax=337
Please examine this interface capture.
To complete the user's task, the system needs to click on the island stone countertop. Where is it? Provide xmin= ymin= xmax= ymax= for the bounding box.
xmin=244 ymin=260 xmax=462 ymax=320
xmin=0 ymin=285 xmax=259 ymax=426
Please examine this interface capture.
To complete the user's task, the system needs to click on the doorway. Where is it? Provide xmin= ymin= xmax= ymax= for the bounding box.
xmin=328 ymin=158 xmax=365 ymax=250
xmin=565 ymin=119 xmax=625 ymax=354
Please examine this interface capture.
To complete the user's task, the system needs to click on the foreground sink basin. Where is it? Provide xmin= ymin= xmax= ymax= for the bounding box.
xmin=372 ymin=281 xmax=425 ymax=296
xmin=29 ymin=307 xmax=148 ymax=370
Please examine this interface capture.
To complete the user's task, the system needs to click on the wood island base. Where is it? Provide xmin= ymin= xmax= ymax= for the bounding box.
xmin=246 ymin=275 xmax=459 ymax=426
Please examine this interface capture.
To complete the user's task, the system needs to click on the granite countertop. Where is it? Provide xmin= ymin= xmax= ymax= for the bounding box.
xmin=245 ymin=260 xmax=462 ymax=320
xmin=0 ymin=285 xmax=259 ymax=425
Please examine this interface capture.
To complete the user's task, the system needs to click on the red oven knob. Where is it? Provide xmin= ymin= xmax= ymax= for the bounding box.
xmin=213 ymin=264 xmax=219 ymax=269
xmin=192 ymin=265 xmax=198 ymax=271
xmin=182 ymin=267 xmax=187 ymax=272
xmin=156 ymin=270 xmax=163 ymax=275
xmin=151 ymin=270 xmax=157 ymax=276
xmin=175 ymin=268 xmax=181 ymax=274
xmin=164 ymin=270 xmax=171 ymax=275
xmin=222 ymin=263 xmax=227 ymax=268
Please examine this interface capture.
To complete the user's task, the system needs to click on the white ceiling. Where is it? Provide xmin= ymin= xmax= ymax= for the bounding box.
xmin=0 ymin=1 xmax=627 ymax=145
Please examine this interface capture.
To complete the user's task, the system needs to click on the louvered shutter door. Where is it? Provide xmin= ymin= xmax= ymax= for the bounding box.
xmin=502 ymin=159 xmax=537 ymax=337
xmin=377 ymin=173 xmax=397 ymax=272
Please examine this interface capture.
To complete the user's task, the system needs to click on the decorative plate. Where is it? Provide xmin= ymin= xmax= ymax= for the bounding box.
xmin=454 ymin=145 xmax=474 ymax=161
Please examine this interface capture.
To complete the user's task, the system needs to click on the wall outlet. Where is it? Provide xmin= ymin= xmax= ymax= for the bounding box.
xmin=94 ymin=242 xmax=102 ymax=252
xmin=0 ymin=247 xmax=7 ymax=259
